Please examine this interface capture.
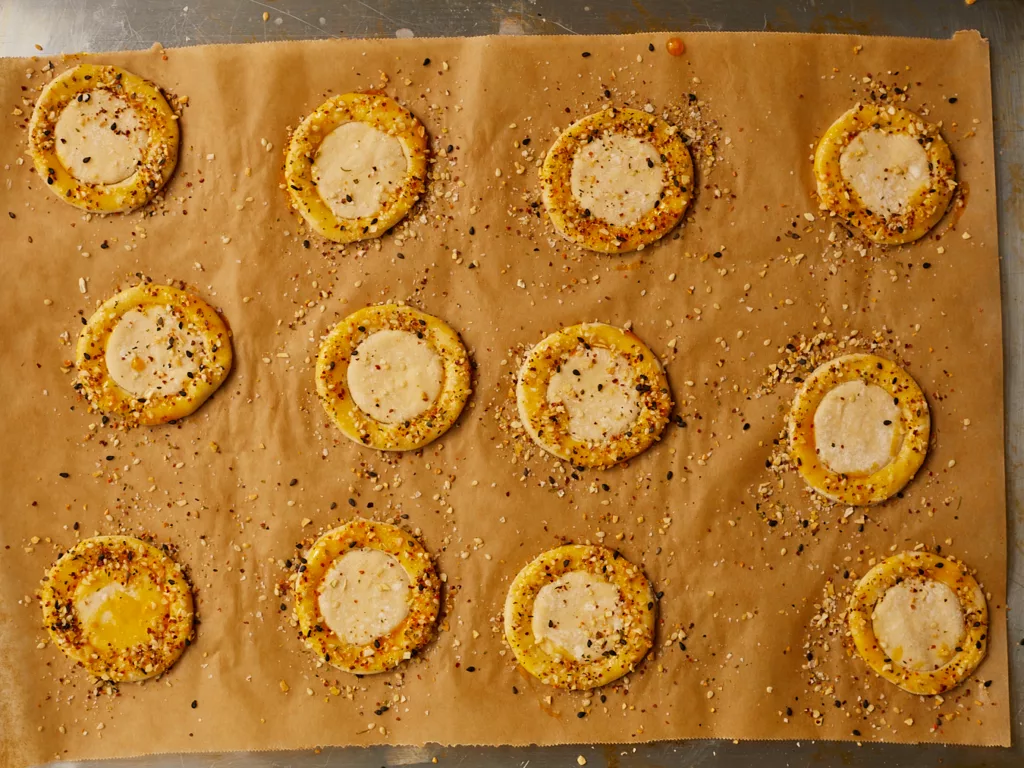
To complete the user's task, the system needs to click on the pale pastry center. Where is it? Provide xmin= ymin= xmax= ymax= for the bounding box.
xmin=532 ymin=570 xmax=624 ymax=662
xmin=547 ymin=346 xmax=641 ymax=443
xmin=312 ymin=121 xmax=409 ymax=220
xmin=105 ymin=306 xmax=201 ymax=398
xmin=55 ymin=89 xmax=147 ymax=185
xmin=347 ymin=329 xmax=443 ymax=424
xmin=872 ymin=577 xmax=965 ymax=672
xmin=317 ymin=548 xmax=411 ymax=646
xmin=74 ymin=572 xmax=166 ymax=651
xmin=570 ymin=132 xmax=664 ymax=226
xmin=840 ymin=129 xmax=930 ymax=217
xmin=813 ymin=379 xmax=902 ymax=475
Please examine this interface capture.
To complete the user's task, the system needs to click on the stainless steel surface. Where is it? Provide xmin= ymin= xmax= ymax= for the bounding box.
xmin=1 ymin=1 xmax=1021 ymax=766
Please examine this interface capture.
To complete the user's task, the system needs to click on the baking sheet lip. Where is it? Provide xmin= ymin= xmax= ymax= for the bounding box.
xmin=33 ymin=731 xmax=1011 ymax=766
xmin=0 ymin=27 xmax=987 ymax=65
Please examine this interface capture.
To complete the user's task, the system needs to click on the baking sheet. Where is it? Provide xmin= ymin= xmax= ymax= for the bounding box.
xmin=0 ymin=30 xmax=1008 ymax=768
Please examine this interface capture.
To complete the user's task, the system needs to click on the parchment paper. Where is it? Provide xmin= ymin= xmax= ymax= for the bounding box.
xmin=0 ymin=30 xmax=1008 ymax=767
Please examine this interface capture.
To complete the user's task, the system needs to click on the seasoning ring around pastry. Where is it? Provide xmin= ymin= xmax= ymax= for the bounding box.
xmin=285 ymin=92 xmax=429 ymax=243
xmin=76 ymin=283 xmax=233 ymax=426
xmin=316 ymin=303 xmax=472 ymax=451
xmin=814 ymin=103 xmax=956 ymax=245
xmin=787 ymin=353 xmax=929 ymax=505
xmin=503 ymin=544 xmax=656 ymax=690
xmin=541 ymin=106 xmax=694 ymax=253
xmin=28 ymin=64 xmax=180 ymax=213
xmin=41 ymin=535 xmax=194 ymax=682
xmin=294 ymin=518 xmax=440 ymax=674
xmin=516 ymin=322 xmax=672 ymax=468
xmin=848 ymin=551 xmax=987 ymax=695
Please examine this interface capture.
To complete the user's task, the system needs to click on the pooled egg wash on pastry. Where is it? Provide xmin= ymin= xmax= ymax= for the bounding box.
xmin=813 ymin=379 xmax=903 ymax=475
xmin=532 ymin=570 xmax=625 ymax=662
xmin=547 ymin=346 xmax=641 ymax=442
xmin=55 ymin=89 xmax=147 ymax=185
xmin=347 ymin=329 xmax=444 ymax=424
xmin=839 ymin=129 xmax=930 ymax=217
xmin=105 ymin=305 xmax=201 ymax=398
xmin=73 ymin=569 xmax=167 ymax=651
xmin=317 ymin=548 xmax=411 ymax=646
xmin=570 ymin=132 xmax=664 ymax=226
xmin=872 ymin=577 xmax=965 ymax=672
xmin=313 ymin=121 xmax=409 ymax=220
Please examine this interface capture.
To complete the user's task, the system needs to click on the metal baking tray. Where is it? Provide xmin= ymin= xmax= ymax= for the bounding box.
xmin=1 ymin=1 xmax=1019 ymax=766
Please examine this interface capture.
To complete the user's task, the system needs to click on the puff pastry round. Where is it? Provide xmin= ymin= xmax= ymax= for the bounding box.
xmin=285 ymin=93 xmax=428 ymax=243
xmin=294 ymin=518 xmax=440 ymax=674
xmin=504 ymin=544 xmax=655 ymax=690
xmin=848 ymin=551 xmax=987 ymax=695
xmin=41 ymin=535 xmax=194 ymax=682
xmin=316 ymin=303 xmax=471 ymax=451
xmin=814 ymin=103 xmax=955 ymax=245
xmin=541 ymin=107 xmax=694 ymax=253
xmin=788 ymin=353 xmax=929 ymax=505
xmin=76 ymin=283 xmax=233 ymax=426
xmin=517 ymin=322 xmax=672 ymax=468
xmin=29 ymin=64 xmax=179 ymax=213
